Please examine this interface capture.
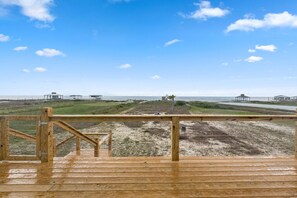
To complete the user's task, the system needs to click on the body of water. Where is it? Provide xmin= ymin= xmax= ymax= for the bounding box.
xmin=220 ymin=102 xmax=297 ymax=111
xmin=0 ymin=95 xmax=271 ymax=102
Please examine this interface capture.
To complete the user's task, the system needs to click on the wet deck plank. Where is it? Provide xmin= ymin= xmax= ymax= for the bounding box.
xmin=1 ymin=152 xmax=297 ymax=197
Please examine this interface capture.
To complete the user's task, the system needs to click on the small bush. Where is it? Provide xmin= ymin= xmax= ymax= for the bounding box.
xmin=175 ymin=101 xmax=186 ymax=106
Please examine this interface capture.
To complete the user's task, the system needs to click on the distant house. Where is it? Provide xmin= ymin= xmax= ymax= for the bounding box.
xmin=70 ymin=95 xmax=83 ymax=100
xmin=274 ymin=95 xmax=290 ymax=101
xmin=44 ymin=92 xmax=63 ymax=100
xmin=235 ymin=94 xmax=250 ymax=102
xmin=290 ymin=96 xmax=297 ymax=101
xmin=89 ymin=95 xmax=102 ymax=100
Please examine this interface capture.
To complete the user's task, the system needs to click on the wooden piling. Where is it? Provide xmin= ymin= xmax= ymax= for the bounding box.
xmin=40 ymin=107 xmax=54 ymax=163
xmin=171 ymin=116 xmax=180 ymax=161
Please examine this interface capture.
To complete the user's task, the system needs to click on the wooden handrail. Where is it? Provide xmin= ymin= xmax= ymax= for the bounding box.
xmin=9 ymin=128 xmax=36 ymax=142
xmin=1 ymin=115 xmax=39 ymax=121
xmin=53 ymin=121 xmax=97 ymax=146
xmin=56 ymin=135 xmax=75 ymax=148
xmin=50 ymin=114 xmax=297 ymax=122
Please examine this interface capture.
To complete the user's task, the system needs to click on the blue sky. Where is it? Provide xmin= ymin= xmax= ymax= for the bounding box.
xmin=0 ymin=0 xmax=297 ymax=96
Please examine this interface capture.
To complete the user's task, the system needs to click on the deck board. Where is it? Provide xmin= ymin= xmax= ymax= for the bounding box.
xmin=1 ymin=151 xmax=297 ymax=197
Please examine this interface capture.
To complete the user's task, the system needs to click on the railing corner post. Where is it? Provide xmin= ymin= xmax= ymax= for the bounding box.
xmin=40 ymin=107 xmax=53 ymax=163
xmin=0 ymin=117 xmax=9 ymax=161
xmin=171 ymin=116 xmax=180 ymax=161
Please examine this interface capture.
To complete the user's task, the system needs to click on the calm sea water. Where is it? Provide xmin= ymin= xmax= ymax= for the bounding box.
xmin=0 ymin=95 xmax=271 ymax=102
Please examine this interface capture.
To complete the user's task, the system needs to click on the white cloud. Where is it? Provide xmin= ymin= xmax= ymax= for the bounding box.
xmin=184 ymin=1 xmax=229 ymax=20
xmin=119 ymin=63 xmax=132 ymax=69
xmin=245 ymin=56 xmax=263 ymax=63
xmin=0 ymin=33 xmax=9 ymax=42
xmin=22 ymin=69 xmax=30 ymax=73
xmin=248 ymin=49 xmax=256 ymax=53
xmin=164 ymin=39 xmax=181 ymax=47
xmin=289 ymin=42 xmax=294 ymax=46
xmin=0 ymin=0 xmax=55 ymax=22
xmin=221 ymin=62 xmax=229 ymax=66
xmin=255 ymin=44 xmax=277 ymax=52
xmin=13 ymin=46 xmax=28 ymax=51
xmin=35 ymin=22 xmax=52 ymax=29
xmin=151 ymin=75 xmax=160 ymax=80
xmin=226 ymin=11 xmax=297 ymax=32
xmin=34 ymin=67 xmax=46 ymax=72
xmin=36 ymin=48 xmax=65 ymax=57
xmin=233 ymin=59 xmax=242 ymax=62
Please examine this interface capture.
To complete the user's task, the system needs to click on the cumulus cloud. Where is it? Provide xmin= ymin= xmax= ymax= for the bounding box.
xmin=13 ymin=46 xmax=28 ymax=51
xmin=151 ymin=75 xmax=160 ymax=80
xmin=226 ymin=11 xmax=297 ymax=32
xmin=0 ymin=0 xmax=55 ymax=22
xmin=183 ymin=1 xmax=229 ymax=20
xmin=255 ymin=44 xmax=277 ymax=52
xmin=248 ymin=49 xmax=256 ymax=53
xmin=0 ymin=33 xmax=9 ymax=42
xmin=245 ymin=56 xmax=263 ymax=63
xmin=34 ymin=67 xmax=46 ymax=72
xmin=164 ymin=39 xmax=181 ymax=47
xmin=119 ymin=63 xmax=132 ymax=69
xmin=36 ymin=48 xmax=65 ymax=57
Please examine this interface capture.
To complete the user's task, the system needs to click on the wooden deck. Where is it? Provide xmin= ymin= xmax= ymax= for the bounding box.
xmin=1 ymin=150 xmax=297 ymax=197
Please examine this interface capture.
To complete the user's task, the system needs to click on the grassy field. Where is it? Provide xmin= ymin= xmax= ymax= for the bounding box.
xmin=187 ymin=101 xmax=294 ymax=115
xmin=0 ymin=100 xmax=139 ymax=115
xmin=249 ymin=100 xmax=297 ymax=106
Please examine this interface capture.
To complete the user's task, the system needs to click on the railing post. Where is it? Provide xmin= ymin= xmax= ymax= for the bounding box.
xmin=295 ymin=109 xmax=297 ymax=158
xmin=108 ymin=131 xmax=112 ymax=157
xmin=171 ymin=116 xmax=180 ymax=161
xmin=40 ymin=107 xmax=54 ymax=163
xmin=76 ymin=137 xmax=81 ymax=154
xmin=94 ymin=138 xmax=100 ymax=157
xmin=53 ymin=137 xmax=56 ymax=157
xmin=0 ymin=117 xmax=9 ymax=161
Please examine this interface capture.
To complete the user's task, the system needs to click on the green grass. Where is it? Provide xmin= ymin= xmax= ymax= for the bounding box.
xmin=188 ymin=101 xmax=257 ymax=115
xmin=189 ymin=106 xmax=258 ymax=115
xmin=0 ymin=100 xmax=138 ymax=115
xmin=249 ymin=100 xmax=297 ymax=106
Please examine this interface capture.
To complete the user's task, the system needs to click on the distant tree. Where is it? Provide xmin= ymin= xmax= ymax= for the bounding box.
xmin=168 ymin=94 xmax=176 ymax=112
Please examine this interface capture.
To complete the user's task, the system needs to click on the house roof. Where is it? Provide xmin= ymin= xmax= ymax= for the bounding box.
xmin=235 ymin=94 xmax=249 ymax=98
xmin=274 ymin=95 xmax=290 ymax=98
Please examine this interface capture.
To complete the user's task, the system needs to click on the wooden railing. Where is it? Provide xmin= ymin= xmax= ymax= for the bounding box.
xmin=1 ymin=107 xmax=297 ymax=163
xmin=0 ymin=115 xmax=40 ymax=161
